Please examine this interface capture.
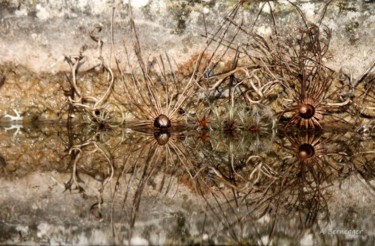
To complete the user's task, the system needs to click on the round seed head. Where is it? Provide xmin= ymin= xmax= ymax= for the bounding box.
xmin=154 ymin=131 xmax=171 ymax=145
xmin=299 ymin=104 xmax=315 ymax=119
xmin=298 ymin=143 xmax=315 ymax=160
xmin=154 ymin=114 xmax=171 ymax=129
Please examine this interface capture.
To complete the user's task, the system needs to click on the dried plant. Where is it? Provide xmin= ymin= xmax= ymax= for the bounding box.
xmin=197 ymin=1 xmax=285 ymax=103
xmin=197 ymin=1 xmax=355 ymax=130
xmin=114 ymin=5 xmax=202 ymax=131
xmin=353 ymin=63 xmax=375 ymax=123
xmin=275 ymin=23 xmax=352 ymax=129
xmin=64 ymin=24 xmax=123 ymax=129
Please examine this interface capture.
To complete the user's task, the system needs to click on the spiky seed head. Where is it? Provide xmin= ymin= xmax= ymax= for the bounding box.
xmin=299 ymin=104 xmax=315 ymax=119
xmin=298 ymin=143 xmax=315 ymax=161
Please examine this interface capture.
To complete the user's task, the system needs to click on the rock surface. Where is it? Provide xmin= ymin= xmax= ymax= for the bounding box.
xmin=0 ymin=0 xmax=374 ymax=123
xmin=0 ymin=0 xmax=374 ymax=73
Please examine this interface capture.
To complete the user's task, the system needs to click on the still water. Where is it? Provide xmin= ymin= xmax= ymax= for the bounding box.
xmin=0 ymin=123 xmax=374 ymax=245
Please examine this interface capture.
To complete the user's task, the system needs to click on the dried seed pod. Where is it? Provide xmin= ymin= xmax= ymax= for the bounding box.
xmin=298 ymin=143 xmax=315 ymax=161
xmin=299 ymin=104 xmax=315 ymax=119
xmin=288 ymin=97 xmax=324 ymax=129
xmin=154 ymin=131 xmax=171 ymax=146
xmin=154 ymin=114 xmax=171 ymax=129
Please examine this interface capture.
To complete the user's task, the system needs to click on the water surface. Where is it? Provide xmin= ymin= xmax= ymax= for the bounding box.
xmin=0 ymin=123 xmax=374 ymax=245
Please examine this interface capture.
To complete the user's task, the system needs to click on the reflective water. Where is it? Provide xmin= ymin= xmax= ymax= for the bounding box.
xmin=0 ymin=124 xmax=374 ymax=245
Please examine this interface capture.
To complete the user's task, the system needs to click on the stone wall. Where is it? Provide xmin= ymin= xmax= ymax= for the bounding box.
xmin=0 ymin=0 xmax=374 ymax=123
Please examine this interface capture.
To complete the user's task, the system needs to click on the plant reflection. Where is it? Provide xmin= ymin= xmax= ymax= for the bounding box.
xmin=104 ymin=127 xmax=204 ymax=244
xmin=351 ymin=133 xmax=375 ymax=195
xmin=64 ymin=130 xmax=116 ymax=220
xmin=195 ymin=130 xmax=351 ymax=244
xmin=2 ymin=124 xmax=373 ymax=244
